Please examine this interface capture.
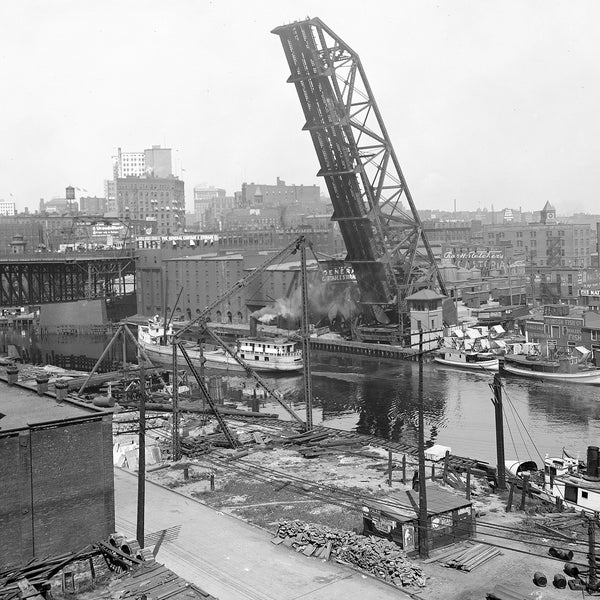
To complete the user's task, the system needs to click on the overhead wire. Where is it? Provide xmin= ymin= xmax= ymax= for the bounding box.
xmin=201 ymin=450 xmax=595 ymax=567
xmin=190 ymin=447 xmax=594 ymax=557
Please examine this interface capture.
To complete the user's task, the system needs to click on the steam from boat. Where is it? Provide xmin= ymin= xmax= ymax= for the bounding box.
xmin=251 ymin=278 xmax=358 ymax=325
xmin=252 ymin=292 xmax=301 ymax=324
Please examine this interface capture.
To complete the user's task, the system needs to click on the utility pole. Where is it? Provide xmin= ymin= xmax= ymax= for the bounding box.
xmin=171 ymin=342 xmax=180 ymax=460
xmin=136 ymin=354 xmax=146 ymax=548
xmin=417 ymin=328 xmax=429 ymax=558
xmin=300 ymin=240 xmax=313 ymax=431
xmin=588 ymin=512 xmax=597 ymax=590
xmin=491 ymin=373 xmax=506 ymax=490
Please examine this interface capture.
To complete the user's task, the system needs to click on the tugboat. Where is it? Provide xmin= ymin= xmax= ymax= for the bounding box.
xmin=541 ymin=447 xmax=600 ymax=513
xmin=501 ymin=348 xmax=600 ymax=385
xmin=138 ymin=316 xmax=303 ymax=373
xmin=433 ymin=348 xmax=499 ymax=371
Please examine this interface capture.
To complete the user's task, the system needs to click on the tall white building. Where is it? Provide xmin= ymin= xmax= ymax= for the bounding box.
xmin=112 ymin=146 xmax=173 ymax=178
xmin=0 ymin=201 xmax=16 ymax=216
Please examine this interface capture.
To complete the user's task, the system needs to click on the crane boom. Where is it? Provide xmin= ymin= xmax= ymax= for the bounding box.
xmin=202 ymin=327 xmax=304 ymax=424
xmin=175 ymin=235 xmax=305 ymax=339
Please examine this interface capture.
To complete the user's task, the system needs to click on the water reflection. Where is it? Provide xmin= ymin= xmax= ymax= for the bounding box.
xmin=2 ymin=329 xmax=600 ymax=465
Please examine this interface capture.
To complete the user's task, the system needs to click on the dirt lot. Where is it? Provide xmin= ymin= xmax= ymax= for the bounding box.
xmin=117 ymin=416 xmax=591 ymax=600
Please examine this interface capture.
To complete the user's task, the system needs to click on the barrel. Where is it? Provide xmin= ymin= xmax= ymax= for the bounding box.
xmin=533 ymin=572 xmax=547 ymax=587
xmin=548 ymin=547 xmax=574 ymax=561
xmin=564 ymin=562 xmax=579 ymax=578
xmin=553 ymin=573 xmax=566 ymax=589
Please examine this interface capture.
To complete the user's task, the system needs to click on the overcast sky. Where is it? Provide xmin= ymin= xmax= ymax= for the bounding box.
xmin=2 ymin=0 xmax=599 ymax=215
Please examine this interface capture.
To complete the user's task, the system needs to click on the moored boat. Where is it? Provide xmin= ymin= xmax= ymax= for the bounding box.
xmin=539 ymin=447 xmax=600 ymax=513
xmin=433 ymin=348 xmax=499 ymax=371
xmin=138 ymin=316 xmax=303 ymax=373
xmin=500 ymin=353 xmax=600 ymax=385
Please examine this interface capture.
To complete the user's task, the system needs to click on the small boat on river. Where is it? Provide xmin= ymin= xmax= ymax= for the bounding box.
xmin=433 ymin=348 xmax=499 ymax=371
xmin=138 ymin=316 xmax=303 ymax=373
xmin=540 ymin=447 xmax=600 ymax=513
xmin=501 ymin=353 xmax=600 ymax=385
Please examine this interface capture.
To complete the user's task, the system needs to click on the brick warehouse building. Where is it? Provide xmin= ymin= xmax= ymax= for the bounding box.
xmin=0 ymin=384 xmax=114 ymax=569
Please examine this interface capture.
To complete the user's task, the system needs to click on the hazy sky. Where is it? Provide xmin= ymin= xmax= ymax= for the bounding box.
xmin=2 ymin=1 xmax=599 ymax=215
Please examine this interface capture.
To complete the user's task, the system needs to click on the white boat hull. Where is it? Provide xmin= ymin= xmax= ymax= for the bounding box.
xmin=434 ymin=356 xmax=499 ymax=371
xmin=138 ymin=330 xmax=303 ymax=373
xmin=502 ymin=363 xmax=600 ymax=385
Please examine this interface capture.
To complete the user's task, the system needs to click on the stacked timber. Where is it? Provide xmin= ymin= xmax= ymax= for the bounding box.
xmin=427 ymin=542 xmax=502 ymax=571
xmin=274 ymin=520 xmax=426 ymax=588
xmin=0 ymin=548 xmax=97 ymax=599
xmin=276 ymin=429 xmax=382 ymax=459
xmin=526 ymin=512 xmax=585 ymax=541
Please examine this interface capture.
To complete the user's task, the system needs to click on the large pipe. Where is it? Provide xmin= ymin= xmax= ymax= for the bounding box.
xmin=588 ymin=446 xmax=600 ymax=479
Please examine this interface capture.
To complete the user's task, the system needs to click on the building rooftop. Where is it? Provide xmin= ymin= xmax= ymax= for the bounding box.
xmin=405 ymin=289 xmax=446 ymax=301
xmin=0 ymin=383 xmax=107 ymax=433
xmin=168 ymin=252 xmax=243 ymax=262
xmin=364 ymin=485 xmax=472 ymax=523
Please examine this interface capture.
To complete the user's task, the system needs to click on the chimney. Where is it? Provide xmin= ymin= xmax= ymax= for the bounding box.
xmin=586 ymin=446 xmax=600 ymax=480
xmin=249 ymin=316 xmax=258 ymax=337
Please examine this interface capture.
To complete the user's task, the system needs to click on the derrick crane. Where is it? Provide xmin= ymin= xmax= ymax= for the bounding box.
xmin=272 ymin=18 xmax=449 ymax=331
xmin=169 ymin=236 xmax=309 ymax=456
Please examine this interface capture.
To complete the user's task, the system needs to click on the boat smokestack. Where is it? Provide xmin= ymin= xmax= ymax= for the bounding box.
xmin=587 ymin=446 xmax=600 ymax=480
xmin=249 ymin=316 xmax=258 ymax=337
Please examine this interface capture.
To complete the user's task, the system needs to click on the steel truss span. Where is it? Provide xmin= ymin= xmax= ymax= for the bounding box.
xmin=0 ymin=254 xmax=135 ymax=306
xmin=273 ymin=18 xmax=447 ymax=323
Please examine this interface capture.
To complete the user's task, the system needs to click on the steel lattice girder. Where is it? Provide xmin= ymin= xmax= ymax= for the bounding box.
xmin=0 ymin=256 xmax=135 ymax=306
xmin=273 ymin=18 xmax=447 ymax=315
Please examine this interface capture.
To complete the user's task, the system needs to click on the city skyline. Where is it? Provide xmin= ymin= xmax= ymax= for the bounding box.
xmin=2 ymin=1 xmax=600 ymax=215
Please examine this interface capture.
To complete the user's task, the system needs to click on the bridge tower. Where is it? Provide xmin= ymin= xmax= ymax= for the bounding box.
xmin=273 ymin=18 xmax=448 ymax=331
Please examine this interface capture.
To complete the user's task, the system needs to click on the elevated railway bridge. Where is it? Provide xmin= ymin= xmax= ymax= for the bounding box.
xmin=0 ymin=250 xmax=136 ymax=307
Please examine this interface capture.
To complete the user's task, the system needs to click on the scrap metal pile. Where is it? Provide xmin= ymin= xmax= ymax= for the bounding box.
xmin=273 ymin=520 xmax=427 ymax=588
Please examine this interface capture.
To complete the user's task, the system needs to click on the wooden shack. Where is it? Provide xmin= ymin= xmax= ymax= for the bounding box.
xmin=362 ymin=485 xmax=475 ymax=555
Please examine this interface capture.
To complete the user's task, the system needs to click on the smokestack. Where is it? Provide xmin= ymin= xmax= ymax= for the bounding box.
xmin=586 ymin=446 xmax=600 ymax=480
xmin=249 ymin=316 xmax=258 ymax=337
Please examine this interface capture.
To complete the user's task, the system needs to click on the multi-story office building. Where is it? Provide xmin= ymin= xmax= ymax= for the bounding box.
xmin=104 ymin=180 xmax=116 ymax=213
xmin=481 ymin=201 xmax=595 ymax=268
xmin=235 ymin=177 xmax=320 ymax=208
xmin=79 ymin=196 xmax=107 ymax=215
xmin=0 ymin=201 xmax=16 ymax=216
xmin=112 ymin=145 xmax=172 ymax=178
xmin=114 ymin=150 xmax=146 ymax=177
xmin=144 ymin=145 xmax=173 ymax=178
xmin=117 ymin=177 xmax=185 ymax=236
xmin=193 ymin=185 xmax=226 ymax=229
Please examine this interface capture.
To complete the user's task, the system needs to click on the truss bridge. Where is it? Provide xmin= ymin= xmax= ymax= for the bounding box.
xmin=0 ymin=250 xmax=136 ymax=306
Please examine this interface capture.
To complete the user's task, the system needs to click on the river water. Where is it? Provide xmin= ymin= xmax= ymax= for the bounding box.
xmin=3 ymin=328 xmax=599 ymax=468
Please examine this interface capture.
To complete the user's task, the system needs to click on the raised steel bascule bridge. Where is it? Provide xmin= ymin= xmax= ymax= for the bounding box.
xmin=273 ymin=18 xmax=449 ymax=332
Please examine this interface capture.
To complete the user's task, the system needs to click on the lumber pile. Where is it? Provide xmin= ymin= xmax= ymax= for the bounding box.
xmin=275 ymin=429 xmax=382 ymax=459
xmin=526 ymin=511 xmax=585 ymax=541
xmin=0 ymin=548 xmax=96 ymax=600
xmin=180 ymin=437 xmax=212 ymax=457
xmin=429 ymin=542 xmax=502 ymax=571
xmin=274 ymin=520 xmax=427 ymax=588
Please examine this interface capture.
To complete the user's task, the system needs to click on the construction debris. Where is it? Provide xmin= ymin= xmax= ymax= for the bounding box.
xmin=274 ymin=520 xmax=427 ymax=588
xmin=427 ymin=542 xmax=502 ymax=572
xmin=525 ymin=511 xmax=586 ymax=541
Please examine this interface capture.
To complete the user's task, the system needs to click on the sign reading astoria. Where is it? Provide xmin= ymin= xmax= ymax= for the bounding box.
xmin=441 ymin=246 xmax=507 ymax=272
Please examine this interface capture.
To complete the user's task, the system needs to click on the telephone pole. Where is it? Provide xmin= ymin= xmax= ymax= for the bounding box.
xmin=491 ymin=373 xmax=506 ymax=490
xmin=417 ymin=329 xmax=429 ymax=558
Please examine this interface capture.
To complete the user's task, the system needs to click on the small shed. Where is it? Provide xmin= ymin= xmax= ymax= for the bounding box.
xmin=362 ymin=485 xmax=475 ymax=555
